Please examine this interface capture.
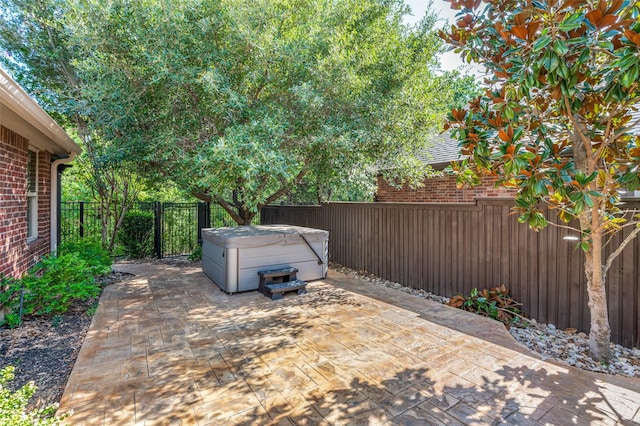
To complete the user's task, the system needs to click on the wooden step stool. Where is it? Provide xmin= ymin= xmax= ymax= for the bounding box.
xmin=258 ymin=267 xmax=307 ymax=300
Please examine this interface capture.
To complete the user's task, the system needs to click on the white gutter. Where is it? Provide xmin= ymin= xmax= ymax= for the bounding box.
xmin=0 ymin=67 xmax=81 ymax=155
xmin=50 ymin=152 xmax=77 ymax=252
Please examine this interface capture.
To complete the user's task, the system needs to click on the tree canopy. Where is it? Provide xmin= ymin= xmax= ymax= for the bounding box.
xmin=442 ymin=0 xmax=640 ymax=360
xmin=37 ymin=0 xmax=462 ymax=223
xmin=0 ymin=0 xmax=148 ymax=250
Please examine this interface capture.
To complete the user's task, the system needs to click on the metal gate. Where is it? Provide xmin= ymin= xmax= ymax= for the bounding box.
xmin=60 ymin=201 xmax=257 ymax=258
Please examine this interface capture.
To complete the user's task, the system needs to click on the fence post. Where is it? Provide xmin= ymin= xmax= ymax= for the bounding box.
xmin=79 ymin=201 xmax=85 ymax=238
xmin=154 ymin=201 xmax=163 ymax=259
xmin=197 ymin=203 xmax=211 ymax=244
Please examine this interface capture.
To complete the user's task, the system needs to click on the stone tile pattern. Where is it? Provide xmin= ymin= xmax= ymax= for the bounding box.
xmin=59 ymin=265 xmax=640 ymax=425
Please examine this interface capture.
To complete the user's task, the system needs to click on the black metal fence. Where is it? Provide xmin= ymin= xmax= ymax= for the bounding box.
xmin=60 ymin=201 xmax=254 ymax=258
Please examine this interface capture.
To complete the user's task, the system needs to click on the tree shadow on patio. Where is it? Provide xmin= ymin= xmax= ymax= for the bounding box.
xmin=60 ymin=266 xmax=640 ymax=425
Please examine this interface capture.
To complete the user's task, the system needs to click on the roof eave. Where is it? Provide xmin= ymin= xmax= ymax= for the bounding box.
xmin=0 ymin=67 xmax=81 ymax=155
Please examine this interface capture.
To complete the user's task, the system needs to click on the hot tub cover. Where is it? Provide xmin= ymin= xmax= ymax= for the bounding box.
xmin=201 ymin=225 xmax=328 ymax=249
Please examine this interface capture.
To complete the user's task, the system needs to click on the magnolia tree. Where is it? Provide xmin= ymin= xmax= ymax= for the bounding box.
xmin=441 ymin=0 xmax=640 ymax=361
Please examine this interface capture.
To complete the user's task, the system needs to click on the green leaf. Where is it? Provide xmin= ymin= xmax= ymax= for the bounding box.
xmin=533 ymin=35 xmax=552 ymax=52
xmin=553 ymin=39 xmax=569 ymax=55
xmin=558 ymin=12 xmax=585 ymax=32
xmin=577 ymin=48 xmax=590 ymax=64
xmin=619 ymin=172 xmax=639 ymax=184
xmin=569 ymin=191 xmax=583 ymax=203
xmin=620 ymin=65 xmax=639 ymax=88
xmin=534 ymin=179 xmax=548 ymax=195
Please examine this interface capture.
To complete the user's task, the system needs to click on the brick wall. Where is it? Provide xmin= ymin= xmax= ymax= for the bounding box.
xmin=376 ymin=174 xmax=517 ymax=203
xmin=0 ymin=125 xmax=51 ymax=278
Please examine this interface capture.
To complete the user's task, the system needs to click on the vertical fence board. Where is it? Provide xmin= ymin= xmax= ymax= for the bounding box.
xmin=618 ymin=228 xmax=634 ymax=347
xmin=635 ymin=240 xmax=640 ymax=349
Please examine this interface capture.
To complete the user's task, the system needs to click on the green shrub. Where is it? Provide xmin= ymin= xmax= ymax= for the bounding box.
xmin=0 ymin=275 xmax=22 ymax=327
xmin=22 ymin=253 xmax=99 ymax=316
xmin=0 ymin=366 xmax=66 ymax=425
xmin=0 ymin=245 xmax=107 ymax=328
xmin=57 ymin=239 xmax=112 ymax=276
xmin=447 ymin=285 xmax=526 ymax=326
xmin=189 ymin=244 xmax=202 ymax=261
xmin=117 ymin=211 xmax=155 ymax=258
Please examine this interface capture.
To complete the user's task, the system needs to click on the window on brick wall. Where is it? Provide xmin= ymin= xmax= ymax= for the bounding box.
xmin=27 ymin=149 xmax=38 ymax=242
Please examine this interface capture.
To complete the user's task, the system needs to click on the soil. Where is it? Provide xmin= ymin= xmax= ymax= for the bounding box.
xmin=0 ymin=271 xmax=134 ymax=410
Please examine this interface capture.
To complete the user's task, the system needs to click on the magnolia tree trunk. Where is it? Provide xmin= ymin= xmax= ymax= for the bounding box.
xmin=583 ymin=227 xmax=612 ymax=362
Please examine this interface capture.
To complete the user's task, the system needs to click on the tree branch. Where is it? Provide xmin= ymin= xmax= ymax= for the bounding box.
xmin=593 ymin=115 xmax=613 ymax=162
xmin=259 ymin=168 xmax=308 ymax=208
xmin=253 ymin=69 xmax=269 ymax=101
xmin=215 ymin=197 xmax=244 ymax=225
xmin=545 ymin=220 xmax=582 ymax=234
xmin=613 ymin=115 xmax=640 ymax=140
xmin=563 ymin=96 xmax=592 ymax=169
xmin=604 ymin=225 xmax=640 ymax=276
xmin=192 ymin=191 xmax=213 ymax=203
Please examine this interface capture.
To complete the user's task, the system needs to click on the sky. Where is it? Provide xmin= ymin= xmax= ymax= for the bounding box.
xmin=403 ymin=0 xmax=484 ymax=75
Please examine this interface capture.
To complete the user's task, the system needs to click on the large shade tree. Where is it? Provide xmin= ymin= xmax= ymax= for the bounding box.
xmin=442 ymin=0 xmax=640 ymax=360
xmin=66 ymin=0 xmax=463 ymax=223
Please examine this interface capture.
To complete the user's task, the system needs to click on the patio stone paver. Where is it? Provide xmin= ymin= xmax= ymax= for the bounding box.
xmin=59 ymin=264 xmax=640 ymax=425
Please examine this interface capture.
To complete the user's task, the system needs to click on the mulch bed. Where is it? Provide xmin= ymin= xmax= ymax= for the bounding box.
xmin=0 ymin=271 xmax=133 ymax=410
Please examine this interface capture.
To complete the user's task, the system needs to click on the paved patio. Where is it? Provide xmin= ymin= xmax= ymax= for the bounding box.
xmin=59 ymin=263 xmax=640 ymax=425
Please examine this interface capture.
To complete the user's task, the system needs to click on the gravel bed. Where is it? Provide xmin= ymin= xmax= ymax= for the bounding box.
xmin=332 ymin=263 xmax=640 ymax=378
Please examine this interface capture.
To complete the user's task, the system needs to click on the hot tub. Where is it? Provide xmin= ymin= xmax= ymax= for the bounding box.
xmin=201 ymin=225 xmax=329 ymax=293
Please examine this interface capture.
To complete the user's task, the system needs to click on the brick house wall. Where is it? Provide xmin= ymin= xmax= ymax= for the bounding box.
xmin=376 ymin=174 xmax=517 ymax=203
xmin=0 ymin=125 xmax=51 ymax=278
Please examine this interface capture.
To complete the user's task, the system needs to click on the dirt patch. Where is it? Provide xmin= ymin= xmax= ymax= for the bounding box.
xmin=0 ymin=271 xmax=133 ymax=410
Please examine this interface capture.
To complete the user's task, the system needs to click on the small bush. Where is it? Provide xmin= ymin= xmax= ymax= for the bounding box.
xmin=57 ymin=239 xmax=112 ymax=276
xmin=22 ymin=253 xmax=99 ymax=316
xmin=189 ymin=244 xmax=202 ymax=261
xmin=0 ymin=366 xmax=66 ymax=425
xmin=0 ymin=250 xmax=103 ymax=327
xmin=0 ymin=275 xmax=22 ymax=327
xmin=447 ymin=285 xmax=525 ymax=326
xmin=117 ymin=211 xmax=155 ymax=258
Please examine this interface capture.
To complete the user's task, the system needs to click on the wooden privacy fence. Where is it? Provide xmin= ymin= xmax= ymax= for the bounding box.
xmin=261 ymin=199 xmax=640 ymax=347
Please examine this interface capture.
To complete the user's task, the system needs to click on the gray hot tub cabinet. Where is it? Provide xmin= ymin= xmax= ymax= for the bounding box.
xmin=201 ymin=225 xmax=329 ymax=293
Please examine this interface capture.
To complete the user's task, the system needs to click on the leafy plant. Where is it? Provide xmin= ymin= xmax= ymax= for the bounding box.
xmin=0 ymin=252 xmax=105 ymax=328
xmin=86 ymin=301 xmax=99 ymax=317
xmin=21 ymin=253 xmax=98 ymax=316
xmin=57 ymin=239 xmax=112 ymax=276
xmin=0 ymin=275 xmax=22 ymax=327
xmin=51 ymin=315 xmax=62 ymax=328
xmin=117 ymin=211 xmax=155 ymax=259
xmin=0 ymin=366 xmax=67 ymax=425
xmin=447 ymin=285 xmax=525 ymax=326
xmin=188 ymin=244 xmax=202 ymax=261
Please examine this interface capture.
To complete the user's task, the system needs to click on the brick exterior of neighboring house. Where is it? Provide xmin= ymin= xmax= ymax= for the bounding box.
xmin=0 ymin=68 xmax=81 ymax=278
xmin=376 ymin=174 xmax=517 ymax=203
xmin=376 ymin=126 xmax=640 ymax=203
xmin=375 ymin=134 xmax=518 ymax=202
